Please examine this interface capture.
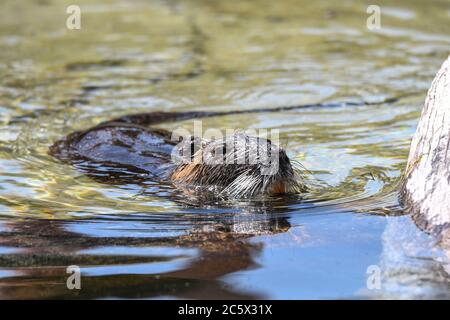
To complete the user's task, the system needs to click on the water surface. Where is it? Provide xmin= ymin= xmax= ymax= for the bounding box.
xmin=0 ymin=0 xmax=450 ymax=299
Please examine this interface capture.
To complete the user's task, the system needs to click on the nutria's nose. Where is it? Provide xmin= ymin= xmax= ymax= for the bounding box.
xmin=270 ymin=181 xmax=287 ymax=194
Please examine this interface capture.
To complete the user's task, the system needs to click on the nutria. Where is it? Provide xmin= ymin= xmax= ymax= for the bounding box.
xmin=49 ymin=95 xmax=411 ymax=200
xmin=49 ymin=111 xmax=305 ymax=199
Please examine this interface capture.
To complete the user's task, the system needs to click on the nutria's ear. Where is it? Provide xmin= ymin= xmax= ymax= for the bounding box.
xmin=401 ymin=54 xmax=450 ymax=235
xmin=171 ymin=135 xmax=207 ymax=165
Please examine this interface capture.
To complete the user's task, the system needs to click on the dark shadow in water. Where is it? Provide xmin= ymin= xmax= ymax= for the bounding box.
xmin=0 ymin=209 xmax=291 ymax=299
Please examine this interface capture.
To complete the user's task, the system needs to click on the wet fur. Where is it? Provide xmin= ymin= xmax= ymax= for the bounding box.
xmin=49 ymin=112 xmax=306 ymax=198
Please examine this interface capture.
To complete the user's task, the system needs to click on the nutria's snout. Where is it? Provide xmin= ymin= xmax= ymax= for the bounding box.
xmin=170 ymin=132 xmax=306 ymax=198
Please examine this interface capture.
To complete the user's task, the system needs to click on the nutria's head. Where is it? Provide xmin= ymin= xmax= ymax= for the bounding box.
xmin=170 ymin=132 xmax=306 ymax=198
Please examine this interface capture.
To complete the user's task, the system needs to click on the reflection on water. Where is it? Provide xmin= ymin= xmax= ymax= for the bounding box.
xmin=0 ymin=211 xmax=287 ymax=299
xmin=0 ymin=0 xmax=450 ymax=299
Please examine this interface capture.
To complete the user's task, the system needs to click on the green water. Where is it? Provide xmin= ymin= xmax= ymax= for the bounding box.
xmin=0 ymin=0 xmax=449 ymax=299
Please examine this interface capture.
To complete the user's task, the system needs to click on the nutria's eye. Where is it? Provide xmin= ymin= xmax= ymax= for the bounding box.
xmin=190 ymin=138 xmax=195 ymax=161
